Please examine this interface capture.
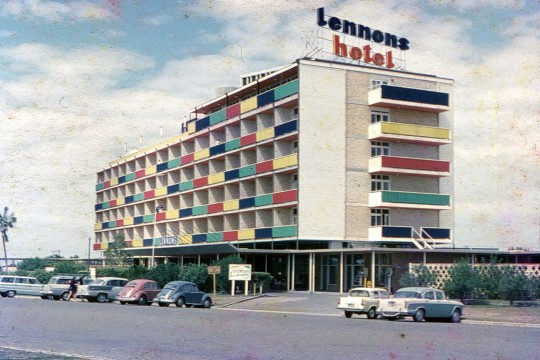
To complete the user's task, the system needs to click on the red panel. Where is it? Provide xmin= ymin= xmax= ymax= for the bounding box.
xmin=135 ymin=169 xmax=145 ymax=179
xmin=93 ymin=243 xmax=101 ymax=251
xmin=240 ymin=133 xmax=257 ymax=146
xmin=124 ymin=240 xmax=132 ymax=248
xmin=156 ymin=212 xmax=167 ymax=221
xmin=144 ymin=190 xmax=155 ymax=199
xmin=256 ymin=160 xmax=274 ymax=174
xmin=193 ymin=177 xmax=208 ymax=188
xmin=223 ymin=231 xmax=238 ymax=241
xmin=382 ymin=156 xmax=450 ymax=172
xmin=110 ymin=199 xmax=117 ymax=207
xmin=208 ymin=203 xmax=224 ymax=214
xmin=226 ymin=103 xmax=241 ymax=119
xmin=104 ymin=181 xmax=110 ymax=188
xmin=115 ymin=219 xmax=124 ymax=227
xmin=181 ymin=153 xmax=194 ymax=165
xmin=273 ymin=189 xmax=297 ymax=204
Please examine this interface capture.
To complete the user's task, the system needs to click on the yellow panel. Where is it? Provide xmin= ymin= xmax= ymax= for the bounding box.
xmin=240 ymin=97 xmax=257 ymax=113
xmin=116 ymin=197 xmax=125 ymax=206
xmin=101 ymin=242 xmax=109 ymax=250
xmin=146 ymin=165 xmax=157 ymax=175
xmin=208 ymin=172 xmax=225 ymax=185
xmin=132 ymin=239 xmax=143 ymax=247
xmin=238 ymin=229 xmax=255 ymax=240
xmin=180 ymin=234 xmax=192 ymax=244
xmin=166 ymin=210 xmax=178 ymax=220
xmin=155 ymin=187 xmax=167 ymax=196
xmin=110 ymin=177 xmax=119 ymax=186
xmin=223 ymin=200 xmax=239 ymax=211
xmin=273 ymin=154 xmax=298 ymax=169
xmin=256 ymin=128 xmax=274 ymax=142
xmin=194 ymin=148 xmax=210 ymax=161
xmin=382 ymin=123 xmax=449 ymax=140
xmin=94 ymin=223 xmax=102 ymax=230
xmin=124 ymin=217 xmax=134 ymax=225
xmin=187 ymin=122 xmax=196 ymax=134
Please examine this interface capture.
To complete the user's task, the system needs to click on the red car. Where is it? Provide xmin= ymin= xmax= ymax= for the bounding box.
xmin=116 ymin=279 xmax=161 ymax=305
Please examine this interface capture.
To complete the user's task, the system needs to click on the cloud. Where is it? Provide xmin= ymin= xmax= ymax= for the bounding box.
xmin=1 ymin=0 xmax=113 ymax=22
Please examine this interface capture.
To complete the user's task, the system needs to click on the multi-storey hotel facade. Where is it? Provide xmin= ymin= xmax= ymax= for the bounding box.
xmin=94 ymin=58 xmax=467 ymax=292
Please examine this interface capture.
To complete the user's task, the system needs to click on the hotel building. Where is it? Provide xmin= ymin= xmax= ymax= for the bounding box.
xmin=94 ymin=58 xmax=459 ymax=292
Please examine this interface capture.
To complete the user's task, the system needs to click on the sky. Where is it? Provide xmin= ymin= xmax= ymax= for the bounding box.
xmin=1 ymin=0 xmax=539 ymax=259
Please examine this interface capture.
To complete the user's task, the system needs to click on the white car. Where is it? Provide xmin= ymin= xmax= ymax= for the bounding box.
xmin=78 ymin=277 xmax=128 ymax=303
xmin=0 ymin=275 xmax=42 ymax=298
xmin=337 ymin=287 xmax=390 ymax=319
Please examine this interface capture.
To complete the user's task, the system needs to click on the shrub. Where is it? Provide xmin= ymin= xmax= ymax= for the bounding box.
xmin=125 ymin=265 xmax=150 ymax=280
xmin=96 ymin=267 xmax=131 ymax=278
xmin=147 ymin=263 xmax=182 ymax=288
xmin=178 ymin=263 xmax=209 ymax=289
xmin=252 ymin=272 xmax=272 ymax=292
xmin=53 ymin=260 xmax=87 ymax=275
xmin=444 ymin=258 xmax=482 ymax=302
xmin=477 ymin=258 xmax=503 ymax=299
xmin=399 ymin=264 xmax=438 ymax=288
xmin=498 ymin=266 xmax=537 ymax=305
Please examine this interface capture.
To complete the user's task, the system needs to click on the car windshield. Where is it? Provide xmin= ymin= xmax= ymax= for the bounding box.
xmin=125 ymin=282 xmax=137 ymax=288
xmin=349 ymin=290 xmax=370 ymax=297
xmin=394 ymin=291 xmax=422 ymax=299
xmin=163 ymin=285 xmax=177 ymax=290
xmin=90 ymin=279 xmax=105 ymax=286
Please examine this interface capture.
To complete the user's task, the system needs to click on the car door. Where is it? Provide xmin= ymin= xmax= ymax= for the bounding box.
xmin=433 ymin=290 xmax=453 ymax=317
xmin=422 ymin=290 xmax=437 ymax=317
xmin=109 ymin=280 xmax=128 ymax=298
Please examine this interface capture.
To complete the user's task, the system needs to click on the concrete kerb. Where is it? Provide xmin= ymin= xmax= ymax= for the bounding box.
xmin=215 ymin=293 xmax=270 ymax=308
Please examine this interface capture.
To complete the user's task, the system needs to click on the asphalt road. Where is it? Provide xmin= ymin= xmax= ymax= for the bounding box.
xmin=1 ymin=295 xmax=539 ymax=360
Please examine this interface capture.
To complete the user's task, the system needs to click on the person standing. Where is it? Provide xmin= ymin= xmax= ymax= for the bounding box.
xmin=67 ymin=276 xmax=82 ymax=301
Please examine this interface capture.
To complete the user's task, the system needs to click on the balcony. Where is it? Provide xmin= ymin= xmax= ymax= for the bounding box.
xmin=368 ymin=85 xmax=450 ymax=113
xmin=369 ymin=122 xmax=451 ymax=145
xmin=369 ymin=226 xmax=452 ymax=249
xmin=369 ymin=156 xmax=450 ymax=177
xmin=369 ymin=191 xmax=451 ymax=210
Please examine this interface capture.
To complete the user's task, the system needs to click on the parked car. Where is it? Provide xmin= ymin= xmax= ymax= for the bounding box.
xmin=40 ymin=275 xmax=93 ymax=301
xmin=377 ymin=287 xmax=464 ymax=323
xmin=337 ymin=287 xmax=389 ymax=319
xmin=78 ymin=277 xmax=128 ymax=303
xmin=153 ymin=281 xmax=212 ymax=308
xmin=116 ymin=279 xmax=161 ymax=305
xmin=0 ymin=275 xmax=42 ymax=298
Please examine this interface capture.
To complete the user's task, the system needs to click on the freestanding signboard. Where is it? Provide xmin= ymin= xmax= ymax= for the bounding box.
xmin=208 ymin=266 xmax=221 ymax=300
xmin=228 ymin=264 xmax=252 ymax=296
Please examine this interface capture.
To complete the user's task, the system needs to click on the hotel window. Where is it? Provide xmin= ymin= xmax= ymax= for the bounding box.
xmin=371 ymin=110 xmax=390 ymax=124
xmin=371 ymin=175 xmax=390 ymax=191
xmin=371 ymin=209 xmax=389 ymax=226
xmin=371 ymin=141 xmax=390 ymax=157
xmin=291 ymin=174 xmax=298 ymax=189
xmin=291 ymin=208 xmax=297 ymax=225
xmin=371 ymin=79 xmax=389 ymax=90
xmin=292 ymin=107 xmax=298 ymax=121
xmin=292 ymin=140 xmax=298 ymax=154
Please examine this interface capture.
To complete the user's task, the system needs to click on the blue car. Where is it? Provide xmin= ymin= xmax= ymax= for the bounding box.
xmin=153 ymin=281 xmax=212 ymax=308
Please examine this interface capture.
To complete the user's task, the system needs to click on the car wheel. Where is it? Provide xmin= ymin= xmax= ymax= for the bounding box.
xmin=53 ymin=295 xmax=61 ymax=300
xmin=0 ymin=293 xmax=7 ymax=297
xmin=367 ymin=308 xmax=378 ymax=319
xmin=96 ymin=293 xmax=108 ymax=303
xmin=40 ymin=295 xmax=49 ymax=300
xmin=61 ymin=292 xmax=70 ymax=301
xmin=413 ymin=309 xmax=425 ymax=322
xmin=6 ymin=290 xmax=16 ymax=298
xmin=344 ymin=311 xmax=353 ymax=319
xmin=137 ymin=295 xmax=147 ymax=306
xmin=158 ymin=302 xmax=169 ymax=307
xmin=185 ymin=304 xmax=193 ymax=308
xmin=87 ymin=298 xmax=96 ymax=303
xmin=387 ymin=316 xmax=398 ymax=321
xmin=202 ymin=298 xmax=211 ymax=309
xmin=449 ymin=309 xmax=461 ymax=323
xmin=175 ymin=297 xmax=185 ymax=307
xmin=120 ymin=301 xmax=127 ymax=305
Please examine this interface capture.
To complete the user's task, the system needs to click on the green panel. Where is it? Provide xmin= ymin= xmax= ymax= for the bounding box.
xmin=207 ymin=232 xmax=224 ymax=243
xmin=180 ymin=180 xmax=194 ymax=191
xmin=125 ymin=173 xmax=136 ymax=182
xmin=133 ymin=193 xmax=144 ymax=202
xmin=239 ymin=165 xmax=256 ymax=177
xmin=255 ymin=194 xmax=273 ymax=206
xmin=210 ymin=109 xmax=226 ymax=125
xmin=272 ymin=225 xmax=297 ymax=238
xmin=102 ymin=202 xmax=110 ymax=209
xmin=381 ymin=191 xmax=450 ymax=206
xmin=153 ymin=238 xmax=161 ymax=246
xmin=96 ymin=183 xmax=104 ymax=191
xmin=274 ymin=80 xmax=299 ymax=100
xmin=108 ymin=221 xmax=116 ymax=228
xmin=143 ymin=214 xmax=155 ymax=223
xmin=225 ymin=138 xmax=241 ymax=151
xmin=192 ymin=205 xmax=208 ymax=216
xmin=167 ymin=158 xmax=180 ymax=169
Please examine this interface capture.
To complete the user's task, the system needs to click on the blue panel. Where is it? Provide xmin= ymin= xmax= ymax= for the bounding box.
xmin=167 ymin=184 xmax=179 ymax=194
xmin=125 ymin=195 xmax=134 ymax=204
xmin=192 ymin=234 xmax=207 ymax=243
xmin=143 ymin=239 xmax=153 ymax=247
xmin=239 ymin=197 xmax=255 ymax=209
xmin=195 ymin=116 xmax=210 ymax=131
xmin=274 ymin=120 xmax=298 ymax=137
xmin=95 ymin=203 xmax=103 ymax=211
xmin=423 ymin=228 xmax=451 ymax=239
xmin=381 ymin=85 xmax=449 ymax=106
xmin=255 ymin=228 xmax=272 ymax=239
xmin=157 ymin=162 xmax=168 ymax=173
xmin=225 ymin=169 xmax=239 ymax=181
xmin=118 ymin=176 xmax=125 ymax=184
xmin=210 ymin=143 xmax=226 ymax=156
xmin=382 ymin=226 xmax=411 ymax=238
xmin=179 ymin=208 xmax=193 ymax=218
xmin=134 ymin=216 xmax=144 ymax=225
xmin=101 ymin=222 xmax=109 ymax=229
xmin=257 ymin=90 xmax=274 ymax=107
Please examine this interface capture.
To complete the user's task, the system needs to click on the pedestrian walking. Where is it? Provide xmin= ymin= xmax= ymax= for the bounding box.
xmin=67 ymin=276 xmax=82 ymax=301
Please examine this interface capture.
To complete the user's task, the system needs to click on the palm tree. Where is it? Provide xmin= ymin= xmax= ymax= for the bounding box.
xmin=0 ymin=207 xmax=17 ymax=272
